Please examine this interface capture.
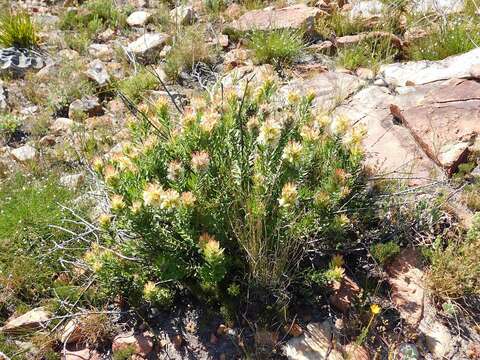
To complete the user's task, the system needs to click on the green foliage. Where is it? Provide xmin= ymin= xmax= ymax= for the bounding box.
xmin=0 ymin=113 xmax=22 ymax=140
xmin=0 ymin=10 xmax=38 ymax=48
xmin=370 ymin=241 xmax=400 ymax=265
xmin=116 ymin=69 xmax=158 ymax=103
xmin=113 ymin=345 xmax=137 ymax=360
xmin=247 ymin=29 xmax=305 ymax=66
xmin=164 ymin=26 xmax=215 ymax=80
xmin=316 ymin=11 xmax=369 ymax=38
xmin=428 ymin=215 xmax=480 ymax=298
xmin=0 ymin=173 xmax=84 ymax=314
xmin=337 ymin=37 xmax=398 ymax=70
xmin=407 ymin=18 xmax=480 ymax=61
xmin=93 ymin=80 xmax=365 ymax=315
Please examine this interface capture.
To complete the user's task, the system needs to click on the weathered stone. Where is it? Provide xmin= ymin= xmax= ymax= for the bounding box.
xmin=51 ymin=117 xmax=74 ymax=133
xmin=225 ymin=3 xmax=242 ymax=19
xmin=60 ymin=173 xmax=85 ymax=190
xmin=404 ymin=27 xmax=429 ymax=43
xmin=380 ymin=47 xmax=480 ymax=87
xmin=224 ymin=48 xmax=252 ymax=70
xmin=85 ymin=59 xmax=110 ymax=86
xmin=1 ymin=307 xmax=51 ymax=333
xmin=98 ymin=28 xmax=115 ymax=42
xmin=343 ymin=343 xmax=370 ymax=360
xmin=127 ymin=33 xmax=170 ymax=61
xmin=63 ymin=347 xmax=101 ymax=360
xmin=0 ymin=81 xmax=7 ymax=110
xmin=11 ymin=145 xmax=37 ymax=163
xmin=386 ymin=248 xmax=425 ymax=327
xmin=112 ymin=332 xmax=154 ymax=357
xmin=170 ymin=5 xmax=197 ymax=25
xmin=390 ymin=79 xmax=480 ymax=175
xmin=282 ymin=71 xmax=363 ymax=111
xmin=69 ymin=96 xmax=104 ymax=119
xmin=284 ymin=321 xmax=344 ymax=360
xmin=222 ymin=64 xmax=279 ymax=91
xmin=227 ymin=4 xmax=323 ymax=33
xmin=470 ymin=64 xmax=480 ymax=79
xmin=88 ymin=43 xmax=113 ymax=62
xmin=356 ymin=67 xmax=375 ymax=80
xmin=127 ymin=10 xmax=152 ymax=26
xmin=348 ymin=0 xmax=384 ymax=19
xmin=329 ymin=275 xmax=361 ymax=313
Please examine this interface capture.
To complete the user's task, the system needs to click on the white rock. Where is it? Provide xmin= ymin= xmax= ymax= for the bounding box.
xmin=60 ymin=173 xmax=85 ymax=189
xmin=11 ymin=145 xmax=36 ymax=163
xmin=349 ymin=0 xmax=384 ymax=19
xmin=170 ymin=5 xmax=197 ymax=25
xmin=380 ymin=47 xmax=480 ymax=87
xmin=88 ymin=43 xmax=113 ymax=62
xmin=85 ymin=59 xmax=110 ymax=86
xmin=127 ymin=32 xmax=170 ymax=59
xmin=51 ymin=117 xmax=74 ymax=133
xmin=1 ymin=307 xmax=51 ymax=333
xmin=411 ymin=0 xmax=464 ymax=13
xmin=126 ymin=10 xmax=152 ymax=26
xmin=0 ymin=81 xmax=7 ymax=110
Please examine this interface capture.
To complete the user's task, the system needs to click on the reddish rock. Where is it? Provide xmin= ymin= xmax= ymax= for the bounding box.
xmin=386 ymin=248 xmax=425 ymax=326
xmin=329 ymin=275 xmax=361 ymax=313
xmin=227 ymin=4 xmax=324 ymax=33
xmin=112 ymin=332 xmax=154 ymax=357
xmin=63 ymin=347 xmax=101 ymax=360
xmin=390 ymin=79 xmax=480 ymax=175
xmin=343 ymin=343 xmax=370 ymax=360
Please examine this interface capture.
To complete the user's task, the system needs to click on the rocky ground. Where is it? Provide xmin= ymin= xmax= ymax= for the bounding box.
xmin=0 ymin=0 xmax=480 ymax=358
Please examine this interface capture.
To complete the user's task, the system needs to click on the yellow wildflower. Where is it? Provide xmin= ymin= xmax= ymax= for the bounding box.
xmin=331 ymin=254 xmax=345 ymax=268
xmin=160 ymin=188 xmax=180 ymax=210
xmin=279 ymin=182 xmax=298 ymax=208
xmin=181 ymin=192 xmax=196 ymax=208
xmin=130 ymin=200 xmax=142 ymax=214
xmin=258 ymin=118 xmax=282 ymax=146
xmin=110 ymin=194 xmax=125 ymax=212
xmin=300 ymin=125 xmax=320 ymax=142
xmin=370 ymin=304 xmax=381 ymax=315
xmin=282 ymin=141 xmax=303 ymax=164
xmin=92 ymin=157 xmax=103 ymax=172
xmin=167 ymin=160 xmax=184 ymax=181
xmin=191 ymin=151 xmax=210 ymax=172
xmin=98 ymin=213 xmax=112 ymax=228
xmin=143 ymin=183 xmax=163 ymax=207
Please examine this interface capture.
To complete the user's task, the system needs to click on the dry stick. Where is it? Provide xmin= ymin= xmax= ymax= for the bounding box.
xmin=147 ymin=65 xmax=184 ymax=115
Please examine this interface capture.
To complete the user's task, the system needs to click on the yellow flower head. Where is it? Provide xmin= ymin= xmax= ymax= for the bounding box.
xmin=300 ymin=125 xmax=320 ymax=142
xmin=143 ymin=281 xmax=157 ymax=298
xmin=370 ymin=304 xmax=381 ymax=315
xmin=279 ymin=182 xmax=298 ymax=208
xmin=98 ymin=213 xmax=112 ymax=228
xmin=181 ymin=191 xmax=196 ymax=208
xmin=130 ymin=200 xmax=142 ymax=214
xmin=160 ymin=188 xmax=180 ymax=210
xmin=330 ymin=115 xmax=350 ymax=136
xmin=143 ymin=135 xmax=158 ymax=152
xmin=287 ymin=90 xmax=301 ymax=105
xmin=314 ymin=191 xmax=330 ymax=207
xmin=190 ymin=96 xmax=207 ymax=112
xmin=92 ymin=157 xmax=103 ymax=172
xmin=199 ymin=111 xmax=220 ymax=133
xmin=103 ymin=164 xmax=118 ymax=185
xmin=331 ymin=254 xmax=345 ymax=268
xmin=258 ymin=118 xmax=282 ymax=146
xmin=191 ymin=151 xmax=210 ymax=172
xmin=167 ymin=160 xmax=184 ymax=181
xmin=282 ymin=141 xmax=303 ymax=164
xmin=143 ymin=182 xmax=163 ymax=207
xmin=155 ymin=97 xmax=169 ymax=112
xmin=110 ymin=194 xmax=125 ymax=212
xmin=247 ymin=116 xmax=260 ymax=131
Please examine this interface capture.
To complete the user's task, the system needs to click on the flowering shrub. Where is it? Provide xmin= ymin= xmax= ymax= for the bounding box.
xmin=90 ymin=80 xmax=364 ymax=311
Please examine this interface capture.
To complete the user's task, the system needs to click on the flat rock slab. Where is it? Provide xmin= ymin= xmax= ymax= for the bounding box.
xmin=379 ymin=47 xmax=480 ymax=87
xmin=391 ymin=79 xmax=480 ymax=174
xmin=227 ymin=4 xmax=323 ymax=32
xmin=334 ymin=86 xmax=439 ymax=184
xmin=1 ymin=307 xmax=51 ymax=333
xmin=386 ymin=248 xmax=425 ymax=327
xmin=282 ymin=71 xmax=363 ymax=111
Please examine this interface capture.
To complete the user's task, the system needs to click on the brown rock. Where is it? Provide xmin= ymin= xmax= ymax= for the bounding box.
xmin=112 ymin=332 xmax=154 ymax=357
xmin=227 ymin=4 xmax=324 ymax=33
xmin=404 ymin=27 xmax=429 ymax=43
xmin=1 ymin=307 xmax=51 ymax=333
xmin=63 ymin=347 xmax=101 ymax=360
xmin=225 ymin=3 xmax=242 ymax=19
xmin=386 ymin=248 xmax=424 ymax=326
xmin=343 ymin=343 xmax=370 ymax=360
xmin=389 ymin=79 xmax=480 ymax=175
xmin=329 ymin=275 xmax=361 ymax=313
xmin=284 ymin=323 xmax=303 ymax=337
xmin=69 ymin=96 xmax=104 ymax=119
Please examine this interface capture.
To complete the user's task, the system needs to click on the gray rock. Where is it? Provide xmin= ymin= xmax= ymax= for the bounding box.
xmin=349 ymin=0 xmax=384 ymax=19
xmin=126 ymin=10 xmax=152 ymax=26
xmin=0 ymin=81 xmax=7 ymax=110
xmin=60 ymin=173 xmax=85 ymax=189
xmin=51 ymin=117 xmax=74 ymax=133
xmin=88 ymin=43 xmax=114 ymax=62
xmin=85 ymin=59 xmax=110 ymax=86
xmin=11 ymin=145 xmax=37 ymax=163
xmin=1 ymin=307 xmax=51 ymax=333
xmin=127 ymin=33 xmax=170 ymax=61
xmin=170 ymin=5 xmax=197 ymax=25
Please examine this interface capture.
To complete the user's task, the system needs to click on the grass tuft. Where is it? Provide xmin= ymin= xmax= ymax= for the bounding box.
xmin=0 ymin=10 xmax=38 ymax=48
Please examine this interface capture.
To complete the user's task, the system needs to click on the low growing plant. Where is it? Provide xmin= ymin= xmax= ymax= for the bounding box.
xmin=370 ymin=241 xmax=400 ymax=265
xmin=91 ymin=80 xmax=365 ymax=319
xmin=0 ymin=10 xmax=38 ymax=48
xmin=247 ymin=29 xmax=305 ymax=66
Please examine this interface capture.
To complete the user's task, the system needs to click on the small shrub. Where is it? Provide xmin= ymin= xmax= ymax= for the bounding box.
xmin=407 ymin=18 xmax=480 ymax=61
xmin=316 ymin=11 xmax=369 ymax=38
xmin=0 ymin=114 xmax=22 ymax=141
xmin=116 ymin=69 xmax=158 ymax=103
xmin=0 ymin=10 xmax=38 ymax=48
xmin=427 ymin=215 xmax=480 ymax=299
xmin=337 ymin=36 xmax=398 ymax=70
xmin=370 ymin=241 xmax=400 ymax=265
xmin=247 ymin=29 xmax=305 ymax=66
xmin=463 ymin=182 xmax=480 ymax=211
xmin=92 ymin=80 xmax=365 ymax=319
xmin=164 ymin=26 xmax=214 ymax=80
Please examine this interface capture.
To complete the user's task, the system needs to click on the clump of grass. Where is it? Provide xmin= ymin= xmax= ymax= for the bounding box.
xmin=407 ymin=18 xmax=480 ymax=61
xmin=165 ymin=26 xmax=214 ymax=80
xmin=463 ymin=182 xmax=480 ymax=211
xmin=0 ymin=114 xmax=22 ymax=141
xmin=0 ymin=10 xmax=38 ymax=48
xmin=247 ymin=29 xmax=305 ymax=66
xmin=316 ymin=11 xmax=370 ymax=38
xmin=337 ymin=37 xmax=398 ymax=70
xmin=116 ymin=69 xmax=158 ymax=103
xmin=427 ymin=214 xmax=480 ymax=299
xmin=370 ymin=241 xmax=400 ymax=266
